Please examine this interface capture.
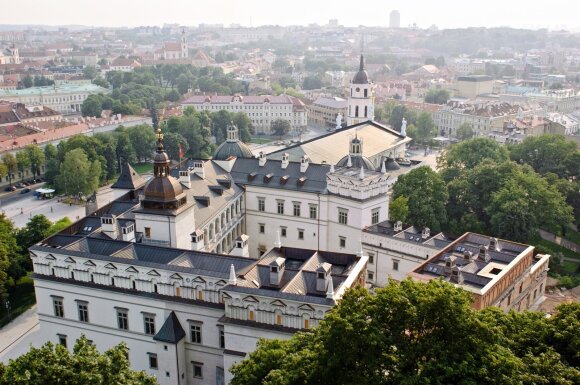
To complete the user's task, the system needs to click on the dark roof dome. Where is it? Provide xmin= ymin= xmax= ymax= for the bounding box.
xmin=336 ymin=154 xmax=374 ymax=170
xmin=143 ymin=176 xmax=184 ymax=201
xmin=352 ymin=54 xmax=370 ymax=84
xmin=384 ymin=157 xmax=401 ymax=171
xmin=213 ymin=122 xmax=253 ymax=160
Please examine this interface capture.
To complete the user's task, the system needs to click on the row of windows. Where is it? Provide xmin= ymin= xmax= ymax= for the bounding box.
xmin=52 ymin=297 xmax=224 ymax=347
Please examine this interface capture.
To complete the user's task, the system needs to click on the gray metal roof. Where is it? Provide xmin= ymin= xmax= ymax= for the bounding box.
xmin=213 ymin=140 xmax=253 ymax=161
xmin=230 ymin=158 xmax=330 ymax=194
xmin=153 ymin=311 xmax=186 ymax=343
xmin=111 ymin=163 xmax=146 ymax=190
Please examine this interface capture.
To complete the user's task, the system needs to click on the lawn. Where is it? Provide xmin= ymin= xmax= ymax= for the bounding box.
xmin=532 ymin=237 xmax=580 ymax=261
xmin=0 ymin=274 xmax=36 ymax=328
xmin=562 ymin=228 xmax=580 ymax=246
xmin=249 ymin=137 xmax=273 ymax=145
xmin=133 ymin=163 xmax=153 ymax=174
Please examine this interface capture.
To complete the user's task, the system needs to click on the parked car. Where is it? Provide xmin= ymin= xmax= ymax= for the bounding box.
xmin=22 ymin=181 xmax=30 ymax=186
xmin=4 ymin=186 xmax=16 ymax=192
xmin=20 ymin=188 xmax=31 ymax=194
xmin=15 ymin=183 xmax=24 ymax=188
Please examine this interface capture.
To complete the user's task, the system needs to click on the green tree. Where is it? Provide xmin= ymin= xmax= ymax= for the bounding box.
xmin=389 ymin=196 xmax=409 ymax=224
xmin=456 ymin=122 xmax=474 ymax=140
xmin=302 ymin=75 xmax=323 ymax=90
xmin=164 ymin=132 xmax=189 ymax=161
xmin=81 ymin=95 xmax=103 ymax=117
xmin=0 ymin=335 xmax=156 ymax=385
xmin=83 ymin=65 xmax=97 ymax=80
xmin=509 ymin=134 xmax=578 ymax=178
xmin=43 ymin=143 xmax=57 ymax=161
xmin=392 ymin=166 xmax=448 ymax=231
xmin=15 ymin=215 xmax=52 ymax=252
xmin=24 ymin=144 xmax=45 ymax=179
xmin=415 ymin=112 xmax=436 ymax=143
xmin=271 ymin=119 xmax=291 ymax=139
xmin=56 ymin=149 xmax=100 ymax=196
xmin=15 ymin=151 xmax=30 ymax=182
xmin=20 ymin=75 xmax=33 ymax=89
xmin=0 ymin=214 xmax=17 ymax=302
xmin=127 ymin=125 xmax=155 ymax=163
xmin=2 ymin=153 xmax=17 ymax=186
xmin=92 ymin=77 xmax=109 ymax=88
xmin=424 ymin=88 xmax=450 ymax=104
xmin=115 ymin=130 xmax=136 ymax=165
xmin=49 ymin=217 xmax=73 ymax=235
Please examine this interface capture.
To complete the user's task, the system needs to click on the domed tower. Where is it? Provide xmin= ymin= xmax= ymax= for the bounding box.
xmin=347 ymin=54 xmax=375 ymax=126
xmin=135 ymin=128 xmax=195 ymax=249
xmin=213 ymin=122 xmax=254 ymax=161
xmin=336 ymin=134 xmax=374 ymax=170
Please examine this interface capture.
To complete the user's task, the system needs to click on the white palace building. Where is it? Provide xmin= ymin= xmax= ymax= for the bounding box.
xmin=29 ymin=59 xmax=418 ymax=385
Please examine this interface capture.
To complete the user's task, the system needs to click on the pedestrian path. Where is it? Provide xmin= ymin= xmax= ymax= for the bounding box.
xmin=0 ymin=305 xmax=40 ymax=362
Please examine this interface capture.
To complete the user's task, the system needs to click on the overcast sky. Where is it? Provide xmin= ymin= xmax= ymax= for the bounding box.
xmin=1 ymin=0 xmax=577 ymax=30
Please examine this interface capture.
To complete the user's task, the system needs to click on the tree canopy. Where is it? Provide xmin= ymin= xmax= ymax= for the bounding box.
xmin=0 ymin=335 xmax=156 ymax=385
xmin=230 ymin=279 xmax=580 ymax=385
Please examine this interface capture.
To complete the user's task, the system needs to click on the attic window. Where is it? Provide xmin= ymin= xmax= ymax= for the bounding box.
xmin=280 ymin=175 xmax=289 ymax=185
xmin=263 ymin=173 xmax=273 ymax=183
xmin=270 ymin=266 xmax=278 ymax=273
xmin=248 ymin=172 xmax=257 ymax=181
xmin=297 ymin=177 xmax=306 ymax=186
xmin=317 ymin=272 xmax=325 ymax=279
xmin=82 ymin=226 xmax=93 ymax=232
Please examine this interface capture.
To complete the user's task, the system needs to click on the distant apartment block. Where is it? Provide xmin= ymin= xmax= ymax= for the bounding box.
xmin=308 ymin=96 xmax=347 ymax=127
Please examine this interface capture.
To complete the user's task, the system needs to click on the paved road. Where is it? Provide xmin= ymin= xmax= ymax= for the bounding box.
xmin=0 ymin=305 xmax=41 ymax=363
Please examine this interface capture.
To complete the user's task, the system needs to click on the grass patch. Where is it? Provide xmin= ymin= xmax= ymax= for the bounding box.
xmin=531 ymin=237 xmax=580 ymax=261
xmin=562 ymin=229 xmax=580 ymax=245
xmin=561 ymin=260 xmax=580 ymax=274
xmin=0 ymin=273 xmax=36 ymax=328
xmin=133 ymin=163 xmax=153 ymax=174
xmin=249 ymin=137 xmax=273 ymax=144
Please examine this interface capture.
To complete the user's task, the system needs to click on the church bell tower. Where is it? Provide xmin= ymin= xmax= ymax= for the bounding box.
xmin=347 ymin=54 xmax=375 ymax=126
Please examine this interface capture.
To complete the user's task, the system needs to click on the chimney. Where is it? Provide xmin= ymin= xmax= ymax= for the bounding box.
xmin=258 ymin=151 xmax=267 ymax=167
xmin=444 ymin=255 xmax=457 ymax=275
xmin=450 ymin=266 xmax=464 ymax=284
xmin=101 ymin=215 xmax=117 ymax=239
xmin=329 ymin=164 xmax=335 ymax=173
xmin=316 ymin=263 xmax=332 ymax=292
xmin=281 ymin=153 xmax=289 ymax=169
xmin=190 ymin=229 xmax=205 ymax=251
xmin=394 ymin=221 xmax=403 ymax=232
xmin=479 ymin=245 xmax=490 ymax=262
xmin=269 ymin=257 xmax=285 ymax=286
xmin=300 ymin=155 xmax=309 ymax=173
xmin=179 ymin=170 xmax=191 ymax=188
xmin=421 ymin=227 xmax=430 ymax=240
xmin=120 ymin=222 xmax=135 ymax=242
xmin=230 ymin=234 xmax=249 ymax=258
xmin=463 ymin=250 xmax=473 ymax=261
xmin=488 ymin=237 xmax=500 ymax=252
xmin=193 ymin=161 xmax=205 ymax=179
xmin=228 ymin=264 xmax=237 ymax=285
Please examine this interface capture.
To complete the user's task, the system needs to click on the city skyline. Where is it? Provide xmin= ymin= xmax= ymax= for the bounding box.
xmin=1 ymin=0 xmax=578 ymax=31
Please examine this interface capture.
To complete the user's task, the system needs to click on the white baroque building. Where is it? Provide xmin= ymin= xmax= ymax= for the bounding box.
xmin=347 ymin=54 xmax=375 ymax=126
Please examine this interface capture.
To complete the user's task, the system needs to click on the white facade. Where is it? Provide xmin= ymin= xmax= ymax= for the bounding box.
xmin=347 ymin=55 xmax=375 ymax=126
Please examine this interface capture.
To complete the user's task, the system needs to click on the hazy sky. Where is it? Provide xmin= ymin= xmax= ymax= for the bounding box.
xmin=1 ymin=0 xmax=578 ymax=30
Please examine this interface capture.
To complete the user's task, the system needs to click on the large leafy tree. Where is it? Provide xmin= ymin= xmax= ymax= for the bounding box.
xmin=24 ymin=144 xmax=45 ymax=179
xmin=414 ymin=112 xmax=436 ymax=143
xmin=392 ymin=166 xmax=448 ymax=232
xmin=2 ymin=153 xmax=17 ymax=186
xmin=0 ymin=335 xmax=156 ymax=385
xmin=271 ymin=119 xmax=291 ymax=139
xmin=15 ymin=151 xmax=30 ymax=182
xmin=230 ymin=280 xmax=580 ymax=385
xmin=55 ymin=149 xmax=100 ymax=196
xmin=509 ymin=134 xmax=579 ymax=178
xmin=127 ymin=124 xmax=155 ymax=162
xmin=15 ymin=215 xmax=52 ymax=251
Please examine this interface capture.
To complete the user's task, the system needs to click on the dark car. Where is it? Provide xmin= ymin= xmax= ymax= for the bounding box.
xmin=15 ymin=183 xmax=24 ymax=188
xmin=22 ymin=181 xmax=30 ymax=186
xmin=4 ymin=186 xmax=16 ymax=192
xmin=20 ymin=188 xmax=31 ymax=194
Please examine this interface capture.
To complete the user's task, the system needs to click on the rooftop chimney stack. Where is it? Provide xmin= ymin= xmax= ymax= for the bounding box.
xmin=281 ymin=153 xmax=289 ymax=169
xmin=479 ymin=245 xmax=490 ymax=262
xmin=300 ymin=155 xmax=309 ymax=173
xmin=422 ymin=227 xmax=430 ymax=240
xmin=269 ymin=257 xmax=285 ymax=286
xmin=193 ymin=160 xmax=205 ymax=179
xmin=316 ymin=263 xmax=332 ymax=292
xmin=258 ymin=151 xmax=267 ymax=167
xmin=179 ymin=170 xmax=191 ymax=188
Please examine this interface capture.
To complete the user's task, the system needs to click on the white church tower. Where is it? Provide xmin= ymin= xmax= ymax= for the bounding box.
xmin=181 ymin=28 xmax=188 ymax=58
xmin=347 ymin=54 xmax=375 ymax=126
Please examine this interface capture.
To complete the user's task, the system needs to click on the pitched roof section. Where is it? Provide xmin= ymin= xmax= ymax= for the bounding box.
xmin=111 ymin=163 xmax=146 ymax=190
xmin=153 ymin=311 xmax=186 ymax=343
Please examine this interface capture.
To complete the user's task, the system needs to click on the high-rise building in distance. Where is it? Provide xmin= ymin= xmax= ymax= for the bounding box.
xmin=389 ymin=10 xmax=401 ymax=28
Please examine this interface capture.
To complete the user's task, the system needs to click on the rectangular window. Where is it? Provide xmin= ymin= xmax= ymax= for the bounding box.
xmin=190 ymin=322 xmax=202 ymax=344
xmin=77 ymin=302 xmax=89 ymax=323
xmin=117 ymin=309 xmax=128 ymax=330
xmin=393 ymin=259 xmax=399 ymax=271
xmin=309 ymin=205 xmax=318 ymax=219
xmin=53 ymin=297 xmax=64 ymax=318
xmin=218 ymin=327 xmax=225 ymax=349
xmin=144 ymin=227 xmax=151 ymax=238
xmin=148 ymin=353 xmax=158 ymax=369
xmin=58 ymin=334 xmax=67 ymax=348
xmin=259 ymin=223 xmax=265 ymax=234
xmin=192 ymin=362 xmax=203 ymax=379
xmin=339 ymin=236 xmax=346 ymax=248
xmin=280 ymin=227 xmax=287 ymax=237
xmin=372 ymin=208 xmax=380 ymax=225
xmin=293 ymin=202 xmax=301 ymax=217
xmin=338 ymin=209 xmax=348 ymax=225
xmin=258 ymin=198 xmax=265 ymax=212
xmin=277 ymin=200 xmax=284 ymax=214
xmin=368 ymin=271 xmax=374 ymax=281
xmin=368 ymin=253 xmax=375 ymax=265
xmin=298 ymin=229 xmax=304 ymax=240
xmin=144 ymin=314 xmax=156 ymax=335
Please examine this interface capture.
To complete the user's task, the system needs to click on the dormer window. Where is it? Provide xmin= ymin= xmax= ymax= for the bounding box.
xmin=317 ymin=272 xmax=325 ymax=279
xmin=270 ymin=266 xmax=278 ymax=273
